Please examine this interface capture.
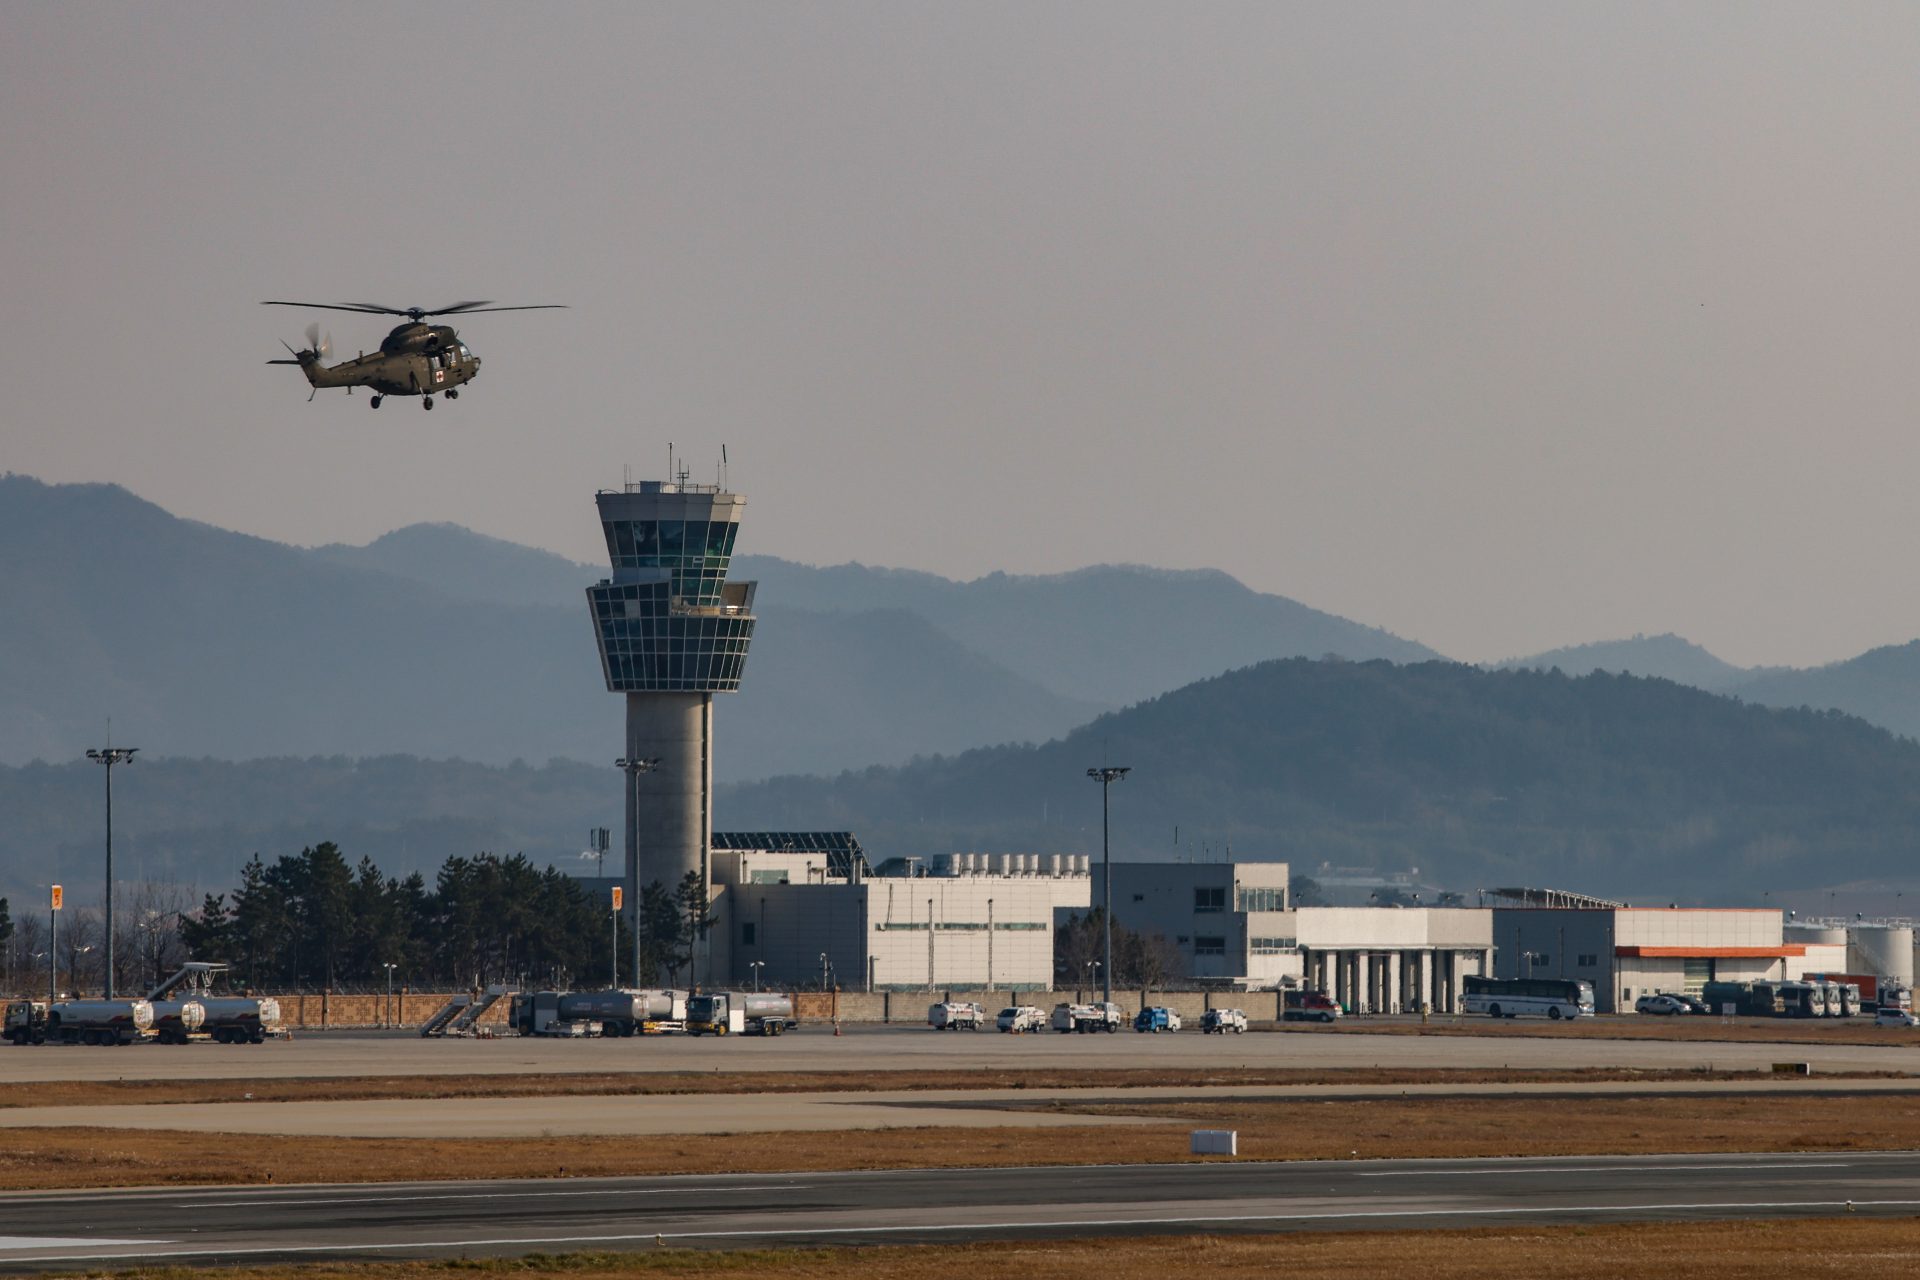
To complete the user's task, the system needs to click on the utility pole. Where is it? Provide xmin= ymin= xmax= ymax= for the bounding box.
xmin=85 ymin=747 xmax=136 ymax=999
xmin=610 ymin=885 xmax=624 ymax=989
xmin=1086 ymin=766 xmax=1130 ymax=1005
xmin=49 ymin=884 xmax=62 ymax=1005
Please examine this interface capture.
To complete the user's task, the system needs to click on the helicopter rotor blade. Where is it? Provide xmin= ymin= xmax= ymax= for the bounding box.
xmin=305 ymin=322 xmax=321 ymax=353
xmin=322 ymin=330 xmax=333 ymax=361
xmin=262 ymin=300 xmax=402 ymax=316
xmin=429 ymin=304 xmax=568 ymax=314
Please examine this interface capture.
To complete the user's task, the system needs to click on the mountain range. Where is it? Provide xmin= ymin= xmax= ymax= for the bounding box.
xmin=0 ymin=475 xmax=1435 ymax=780
xmin=8 ymin=659 xmax=1919 ymax=903
xmin=717 ymin=658 xmax=1920 ymax=901
xmin=1500 ymin=632 xmax=1920 ymax=741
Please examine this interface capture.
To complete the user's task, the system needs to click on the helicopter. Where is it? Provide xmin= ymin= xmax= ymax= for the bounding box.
xmin=263 ymin=300 xmax=564 ymax=409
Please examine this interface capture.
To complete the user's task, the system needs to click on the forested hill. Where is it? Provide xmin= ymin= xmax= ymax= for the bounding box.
xmin=719 ymin=659 xmax=1920 ymax=900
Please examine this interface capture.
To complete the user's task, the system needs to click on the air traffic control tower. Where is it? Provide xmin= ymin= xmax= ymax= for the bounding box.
xmin=588 ymin=479 xmax=756 ymax=980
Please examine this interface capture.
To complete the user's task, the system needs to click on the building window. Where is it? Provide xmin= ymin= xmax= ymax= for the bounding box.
xmin=1133 ymin=894 xmax=1145 ymax=903
xmin=1194 ymin=887 xmax=1226 ymax=913
xmin=1193 ymin=936 xmax=1226 ymax=956
xmin=1251 ymin=937 xmax=1297 ymax=954
xmin=1237 ymin=886 xmax=1286 ymax=912
xmin=1576 ymin=953 xmax=1597 ymax=967
xmin=741 ymin=922 xmax=756 ymax=946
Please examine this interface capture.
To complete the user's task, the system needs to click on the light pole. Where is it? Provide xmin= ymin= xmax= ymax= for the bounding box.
xmin=383 ymin=962 xmax=397 ymax=1028
xmin=85 ymin=746 xmax=137 ymax=999
xmin=820 ymin=951 xmax=830 ymax=992
xmin=750 ymin=960 xmax=765 ymax=992
xmin=927 ymin=896 xmax=935 ymax=993
xmin=1086 ymin=766 xmax=1130 ymax=1005
xmin=613 ymin=756 xmax=660 ymax=985
xmin=1086 ymin=959 xmax=1102 ymax=999
xmin=986 ymin=898 xmax=994 ymax=990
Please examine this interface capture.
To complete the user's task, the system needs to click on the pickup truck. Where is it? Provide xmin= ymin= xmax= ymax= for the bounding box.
xmin=1201 ymin=1008 xmax=1248 ymax=1034
xmin=1050 ymin=1001 xmax=1125 ymax=1034
xmin=1133 ymin=1006 xmax=1183 ymax=1033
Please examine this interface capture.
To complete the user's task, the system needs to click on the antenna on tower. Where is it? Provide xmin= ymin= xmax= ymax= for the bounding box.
xmin=721 ymin=443 xmax=729 ymax=490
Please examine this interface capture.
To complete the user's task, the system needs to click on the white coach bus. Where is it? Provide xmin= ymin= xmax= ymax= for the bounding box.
xmin=1462 ymin=976 xmax=1595 ymax=1020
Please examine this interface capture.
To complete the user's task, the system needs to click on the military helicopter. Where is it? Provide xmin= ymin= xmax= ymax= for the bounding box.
xmin=263 ymin=300 xmax=564 ymax=409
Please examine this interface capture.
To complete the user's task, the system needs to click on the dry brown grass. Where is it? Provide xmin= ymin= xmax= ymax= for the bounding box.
xmin=0 ymin=1066 xmax=1846 ymax=1110
xmin=8 ymin=1091 xmax=1920 ymax=1190
xmin=51 ymin=1220 xmax=1920 ymax=1279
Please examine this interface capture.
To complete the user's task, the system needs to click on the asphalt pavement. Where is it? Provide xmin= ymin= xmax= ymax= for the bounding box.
xmin=1 ymin=1152 xmax=1917 ymax=1268
xmin=2 ymin=1022 xmax=1915 ymax=1084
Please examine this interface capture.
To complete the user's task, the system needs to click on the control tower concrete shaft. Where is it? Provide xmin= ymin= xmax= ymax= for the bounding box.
xmin=588 ymin=480 xmax=756 ymax=982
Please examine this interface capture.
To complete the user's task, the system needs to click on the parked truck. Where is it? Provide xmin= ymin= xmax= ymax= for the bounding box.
xmin=1283 ymin=989 xmax=1342 ymax=1023
xmin=1050 ymin=1001 xmax=1125 ymax=1033
xmin=43 ymin=999 xmax=154 ymax=1045
xmin=684 ymin=991 xmax=796 ymax=1036
xmin=511 ymin=989 xmax=686 ymax=1037
xmin=145 ymin=962 xmax=282 ymax=1043
xmin=1201 ymin=1007 xmax=1248 ymax=1034
xmin=928 ymin=1001 xmax=985 ymax=1030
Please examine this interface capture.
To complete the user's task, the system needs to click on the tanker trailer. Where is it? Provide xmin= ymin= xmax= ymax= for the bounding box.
xmin=198 ymin=996 xmax=281 ymax=1044
xmin=685 ymin=991 xmax=796 ymax=1036
xmin=46 ymin=999 xmax=154 ymax=1045
xmin=149 ymin=998 xmax=207 ymax=1044
xmin=556 ymin=990 xmax=651 ymax=1037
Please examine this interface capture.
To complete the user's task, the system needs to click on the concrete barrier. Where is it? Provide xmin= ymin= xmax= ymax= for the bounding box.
xmin=263 ymin=986 xmax=1290 ymax=1029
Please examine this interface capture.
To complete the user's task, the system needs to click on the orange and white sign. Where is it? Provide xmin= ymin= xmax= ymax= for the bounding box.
xmin=611 ymin=886 xmax=624 ymax=912
xmin=49 ymin=885 xmax=62 ymax=911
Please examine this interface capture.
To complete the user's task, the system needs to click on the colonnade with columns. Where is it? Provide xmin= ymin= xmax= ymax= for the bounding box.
xmin=1299 ymin=946 xmax=1492 ymax=1014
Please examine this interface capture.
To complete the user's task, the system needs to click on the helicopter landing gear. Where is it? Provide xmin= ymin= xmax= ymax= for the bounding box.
xmin=422 ymin=396 xmax=434 ymax=410
xmin=444 ymin=388 xmax=458 ymax=399
xmin=369 ymin=395 xmax=383 ymax=409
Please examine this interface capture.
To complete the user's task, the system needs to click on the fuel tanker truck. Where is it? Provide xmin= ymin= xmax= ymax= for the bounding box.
xmin=511 ymin=989 xmax=685 ymax=1037
xmin=44 ymin=998 xmax=154 ymax=1045
xmin=197 ymin=995 xmax=281 ymax=1043
xmin=146 ymin=963 xmax=282 ymax=1043
xmin=149 ymin=998 xmax=208 ymax=1044
xmin=684 ymin=991 xmax=797 ymax=1036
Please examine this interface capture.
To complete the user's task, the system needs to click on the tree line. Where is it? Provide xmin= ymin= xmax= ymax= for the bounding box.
xmin=164 ymin=842 xmax=714 ymax=992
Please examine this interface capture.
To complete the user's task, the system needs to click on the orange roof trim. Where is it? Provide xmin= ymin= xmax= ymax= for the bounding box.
xmin=1615 ymin=945 xmax=1806 ymax=959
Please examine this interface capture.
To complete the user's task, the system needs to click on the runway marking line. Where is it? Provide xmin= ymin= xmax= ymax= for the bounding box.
xmin=174 ymin=1183 xmax=800 ymax=1208
xmin=1357 ymin=1162 xmax=1852 ymax=1177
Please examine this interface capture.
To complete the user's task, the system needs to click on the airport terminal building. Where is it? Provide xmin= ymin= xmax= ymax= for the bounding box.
xmin=1107 ymin=859 xmax=1493 ymax=1011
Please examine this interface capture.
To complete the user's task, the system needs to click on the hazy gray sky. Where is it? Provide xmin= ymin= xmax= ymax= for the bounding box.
xmin=6 ymin=4 xmax=1920 ymax=668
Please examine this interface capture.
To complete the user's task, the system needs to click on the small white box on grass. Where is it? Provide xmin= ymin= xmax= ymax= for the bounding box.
xmin=1190 ymin=1129 xmax=1238 ymax=1156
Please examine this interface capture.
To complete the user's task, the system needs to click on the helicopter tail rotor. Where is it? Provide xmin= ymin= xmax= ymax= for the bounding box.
xmin=303 ymin=323 xmax=333 ymax=362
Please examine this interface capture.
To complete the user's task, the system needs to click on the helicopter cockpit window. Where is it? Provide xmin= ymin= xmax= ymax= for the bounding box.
xmin=458 ymin=345 xmax=471 ymax=359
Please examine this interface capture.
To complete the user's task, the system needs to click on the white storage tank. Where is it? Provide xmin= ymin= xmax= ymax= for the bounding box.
xmin=990 ymin=854 xmax=1008 ymax=875
xmin=1851 ymin=926 xmax=1915 ymax=986
xmin=1786 ymin=924 xmax=1850 ymax=947
xmin=1047 ymin=854 xmax=1064 ymax=876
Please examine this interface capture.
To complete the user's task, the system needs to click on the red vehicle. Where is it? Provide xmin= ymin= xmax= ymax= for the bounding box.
xmin=1283 ymin=989 xmax=1342 ymax=1023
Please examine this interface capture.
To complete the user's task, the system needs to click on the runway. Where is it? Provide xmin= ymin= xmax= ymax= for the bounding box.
xmin=0 ymin=1151 xmax=1916 ymax=1267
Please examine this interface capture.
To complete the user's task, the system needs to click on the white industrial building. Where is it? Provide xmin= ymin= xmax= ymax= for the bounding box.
xmin=1492 ymin=893 xmax=1800 ymax=1012
xmin=1106 ymin=859 xmax=1493 ymax=1010
xmin=711 ymin=836 xmax=1090 ymax=991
